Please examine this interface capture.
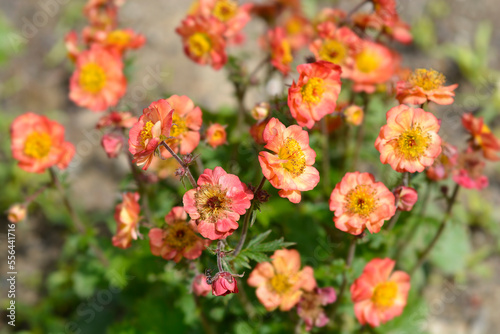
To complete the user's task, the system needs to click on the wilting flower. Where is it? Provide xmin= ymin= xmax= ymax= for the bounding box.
xmin=351 ymin=258 xmax=410 ymax=327
xmin=192 ymin=274 xmax=212 ymax=296
xmin=248 ymin=249 xmax=316 ymax=311
xmin=396 ymin=69 xmax=458 ymax=106
xmin=251 ymin=102 xmax=270 ymax=121
xmin=112 ymin=192 xmax=140 ymax=249
xmin=344 ymin=105 xmax=364 ymax=126
xmin=258 ymin=118 xmax=320 ymax=203
xmin=350 ymin=41 xmax=398 ymax=93
xmin=96 ymin=111 xmax=138 ymax=129
xmin=297 ymin=287 xmax=336 ymax=331
xmin=394 ymin=186 xmax=418 ymax=211
xmin=212 ymin=271 xmax=239 ymax=296
xmin=206 ymin=123 xmax=227 ymax=148
xmin=288 ymin=61 xmax=342 ymax=129
xmin=101 ymin=132 xmax=124 ymax=158
xmin=267 ymin=27 xmax=293 ymax=75
xmin=462 ymin=113 xmax=500 ymax=161
xmin=452 ymin=151 xmax=489 ymax=190
xmin=309 ymin=26 xmax=360 ymax=76
xmin=148 ymin=206 xmax=209 ymax=262
xmin=375 ymin=105 xmax=442 ymax=173
xmin=69 ymin=44 xmax=127 ymax=112
xmin=10 ymin=112 xmax=75 ymax=173
xmin=7 ymin=203 xmax=28 ymax=223
xmin=183 ymin=167 xmax=254 ymax=240
xmin=128 ymin=99 xmax=174 ymax=170
xmin=176 ymin=15 xmax=227 ymax=70
xmin=160 ymin=95 xmax=203 ymax=156
xmin=83 ymin=27 xmax=146 ymax=55
xmin=330 ymin=172 xmax=396 ymax=235
xmin=426 ymin=142 xmax=458 ymax=181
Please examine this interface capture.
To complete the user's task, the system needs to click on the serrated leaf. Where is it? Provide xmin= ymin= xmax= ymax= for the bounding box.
xmin=246 ymin=230 xmax=272 ymax=249
xmin=251 ymin=238 xmax=295 ymax=253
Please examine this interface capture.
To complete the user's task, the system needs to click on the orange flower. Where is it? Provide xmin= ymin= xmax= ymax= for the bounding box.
xmin=205 ymin=123 xmax=227 ymax=148
xmin=83 ymin=27 xmax=146 ymax=55
xmin=375 ymin=105 xmax=442 ymax=173
xmin=248 ymin=249 xmax=316 ymax=311
xmin=349 ymin=40 xmax=398 ymax=93
xmin=268 ymin=27 xmax=294 ymax=76
xmin=10 ymin=112 xmax=75 ymax=173
xmin=83 ymin=0 xmax=120 ymax=29
xmin=283 ymin=14 xmax=314 ymax=50
xmin=258 ymin=118 xmax=320 ymax=203
xmin=148 ymin=207 xmax=209 ymax=262
xmin=344 ymin=105 xmax=364 ymax=126
xmin=69 ymin=44 xmax=127 ymax=112
xmin=329 ymin=172 xmax=396 ymax=235
xmin=7 ymin=204 xmax=27 ymax=223
xmin=112 ymin=192 xmax=141 ymax=249
xmin=396 ymin=69 xmax=458 ymax=106
xmin=288 ymin=61 xmax=342 ymax=129
xmin=128 ymin=99 xmax=174 ymax=170
xmin=351 ymin=258 xmax=410 ymax=327
xmin=462 ymin=113 xmax=500 ymax=161
xmin=176 ymin=15 xmax=227 ymax=70
xmin=161 ymin=95 xmax=203 ymax=156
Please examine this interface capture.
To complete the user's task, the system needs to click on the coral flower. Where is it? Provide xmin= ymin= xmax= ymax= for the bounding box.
xmin=96 ymin=111 xmax=138 ymax=129
xmin=83 ymin=0 xmax=120 ymax=29
xmin=349 ymin=41 xmax=398 ymax=93
xmin=426 ymin=142 xmax=458 ymax=181
xmin=394 ymin=186 xmax=418 ymax=211
xmin=83 ymin=27 xmax=146 ymax=54
xmin=205 ymin=123 xmax=227 ymax=148
xmin=288 ymin=61 xmax=342 ymax=129
xmin=462 ymin=113 xmax=500 ymax=161
xmin=10 ymin=112 xmax=75 ymax=173
xmin=112 ymin=192 xmax=140 ymax=249
xmin=375 ymin=105 xmax=442 ymax=173
xmin=396 ymin=69 xmax=458 ymax=106
xmin=351 ymin=258 xmax=410 ymax=327
xmin=251 ymin=102 xmax=270 ymax=121
xmin=128 ymin=99 xmax=174 ymax=170
xmin=268 ymin=27 xmax=294 ymax=76
xmin=161 ymin=95 xmax=203 ymax=156
xmin=192 ymin=274 xmax=212 ymax=296
xmin=283 ymin=14 xmax=314 ymax=50
xmin=101 ymin=132 xmax=124 ymax=158
xmin=148 ymin=207 xmax=209 ymax=262
xmin=7 ymin=204 xmax=28 ymax=223
xmin=258 ymin=118 xmax=320 ymax=203
xmin=297 ymin=287 xmax=337 ymax=331
xmin=248 ymin=249 xmax=317 ymax=311
xmin=176 ymin=15 xmax=227 ymax=70
xmin=69 ymin=44 xmax=127 ymax=112
xmin=329 ymin=172 xmax=396 ymax=235
xmin=344 ymin=105 xmax=364 ymax=126
xmin=212 ymin=271 xmax=239 ymax=296
xmin=183 ymin=167 xmax=254 ymax=240
xmin=452 ymin=151 xmax=489 ymax=190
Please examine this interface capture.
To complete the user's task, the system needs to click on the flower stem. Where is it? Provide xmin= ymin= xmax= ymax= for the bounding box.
xmin=160 ymin=141 xmax=197 ymax=188
xmin=409 ymin=184 xmax=460 ymax=275
xmin=321 ymin=118 xmax=331 ymax=194
xmin=127 ymin=154 xmax=153 ymax=224
xmin=386 ymin=172 xmax=411 ymax=231
xmin=233 ymin=175 xmax=267 ymax=256
xmin=330 ymin=236 xmax=357 ymax=319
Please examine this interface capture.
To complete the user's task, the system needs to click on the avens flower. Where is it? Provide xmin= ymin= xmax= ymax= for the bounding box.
xmin=375 ymin=105 xmax=442 ymax=173
xmin=394 ymin=186 xmax=418 ymax=211
xmin=462 ymin=113 xmax=500 ymax=161
xmin=452 ymin=151 xmax=488 ymax=190
xmin=297 ymin=287 xmax=336 ymax=331
xmin=192 ymin=274 xmax=212 ymax=297
xmin=7 ymin=204 xmax=28 ymax=223
xmin=351 ymin=258 xmax=410 ymax=327
xmin=212 ymin=271 xmax=239 ymax=296
xmin=344 ymin=105 xmax=364 ymax=126
xmin=268 ymin=27 xmax=293 ymax=75
xmin=112 ymin=192 xmax=140 ymax=249
xmin=329 ymin=172 xmax=396 ymax=235
xmin=101 ymin=133 xmax=124 ymax=158
xmin=205 ymin=123 xmax=227 ymax=148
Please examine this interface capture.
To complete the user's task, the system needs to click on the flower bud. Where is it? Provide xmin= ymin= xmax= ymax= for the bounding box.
xmin=192 ymin=274 xmax=212 ymax=297
xmin=251 ymin=102 xmax=270 ymax=121
xmin=212 ymin=271 xmax=239 ymax=296
xmin=7 ymin=203 xmax=27 ymax=223
xmin=101 ymin=133 xmax=124 ymax=158
xmin=394 ymin=186 xmax=418 ymax=211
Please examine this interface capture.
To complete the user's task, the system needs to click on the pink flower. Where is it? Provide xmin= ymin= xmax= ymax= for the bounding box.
xmin=297 ymin=287 xmax=336 ymax=331
xmin=101 ymin=133 xmax=124 ymax=158
xmin=97 ymin=111 xmax=138 ymax=129
xmin=128 ymin=99 xmax=174 ymax=170
xmin=351 ymin=258 xmax=410 ymax=327
xmin=183 ymin=167 xmax=254 ymax=240
xmin=329 ymin=172 xmax=396 ymax=235
xmin=112 ymin=192 xmax=140 ymax=249
xmin=288 ymin=61 xmax=342 ymax=129
xmin=212 ymin=271 xmax=239 ymax=296
xmin=396 ymin=69 xmax=458 ymax=106
xmin=426 ymin=142 xmax=458 ymax=181
xmin=192 ymin=274 xmax=212 ymax=297
xmin=452 ymin=151 xmax=489 ymax=190
xmin=394 ymin=186 xmax=418 ymax=211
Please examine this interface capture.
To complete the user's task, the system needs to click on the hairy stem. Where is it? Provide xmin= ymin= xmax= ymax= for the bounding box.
xmin=160 ymin=141 xmax=197 ymax=188
xmin=127 ymin=154 xmax=153 ymax=224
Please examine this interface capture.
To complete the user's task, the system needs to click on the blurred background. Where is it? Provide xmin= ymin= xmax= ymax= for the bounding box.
xmin=1 ymin=0 xmax=500 ymax=333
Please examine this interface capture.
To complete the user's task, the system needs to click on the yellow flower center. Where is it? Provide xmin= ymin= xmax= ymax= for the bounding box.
xmin=170 ymin=112 xmax=188 ymax=138
xmin=79 ymin=63 xmax=107 ymax=94
xmin=195 ymin=184 xmax=232 ymax=223
xmin=278 ymin=138 xmax=306 ymax=177
xmin=355 ymin=50 xmax=381 ymax=73
xmin=278 ymin=39 xmax=293 ymax=66
xmin=188 ymin=33 xmax=212 ymax=57
xmin=270 ymin=274 xmax=293 ymax=295
xmin=301 ymin=77 xmax=325 ymax=104
xmin=409 ymin=69 xmax=445 ymax=91
xmin=24 ymin=132 xmax=52 ymax=159
xmin=319 ymin=40 xmax=347 ymax=64
xmin=286 ymin=17 xmax=302 ymax=35
xmin=345 ymin=185 xmax=377 ymax=217
xmin=213 ymin=0 xmax=238 ymax=22
xmin=396 ymin=125 xmax=431 ymax=160
xmin=106 ymin=30 xmax=131 ymax=47
xmin=372 ymin=281 xmax=398 ymax=308
xmin=140 ymin=121 xmax=155 ymax=146
xmin=164 ymin=222 xmax=197 ymax=250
